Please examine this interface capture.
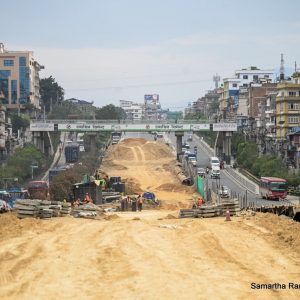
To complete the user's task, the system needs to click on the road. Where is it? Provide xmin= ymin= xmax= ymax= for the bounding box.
xmin=160 ymin=132 xmax=291 ymax=207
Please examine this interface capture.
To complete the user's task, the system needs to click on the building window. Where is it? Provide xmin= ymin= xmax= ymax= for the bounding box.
xmin=19 ymin=56 xmax=26 ymax=66
xmin=288 ymin=103 xmax=299 ymax=110
xmin=253 ymin=75 xmax=259 ymax=81
xmin=11 ymin=80 xmax=18 ymax=104
xmin=0 ymin=79 xmax=9 ymax=104
xmin=289 ymin=91 xmax=297 ymax=97
xmin=243 ymin=75 xmax=248 ymax=79
xmin=232 ymin=83 xmax=238 ymax=88
xmin=264 ymin=75 xmax=269 ymax=78
xmin=4 ymin=59 xmax=14 ymax=66
xmin=0 ymin=70 xmax=11 ymax=78
xmin=288 ymin=116 xmax=299 ymax=124
xmin=243 ymin=83 xmax=248 ymax=87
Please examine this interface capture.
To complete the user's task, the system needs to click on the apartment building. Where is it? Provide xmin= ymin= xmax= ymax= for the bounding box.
xmin=119 ymin=100 xmax=144 ymax=120
xmin=219 ymin=67 xmax=274 ymax=120
xmin=276 ymin=72 xmax=300 ymax=139
xmin=0 ymin=43 xmax=44 ymax=110
xmin=235 ymin=67 xmax=273 ymax=87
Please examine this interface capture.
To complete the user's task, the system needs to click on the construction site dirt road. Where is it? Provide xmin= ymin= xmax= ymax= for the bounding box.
xmin=1 ymin=138 xmax=300 ymax=300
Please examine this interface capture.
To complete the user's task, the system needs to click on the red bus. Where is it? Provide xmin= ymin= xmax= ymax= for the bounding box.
xmin=27 ymin=180 xmax=49 ymax=200
xmin=259 ymin=177 xmax=287 ymax=200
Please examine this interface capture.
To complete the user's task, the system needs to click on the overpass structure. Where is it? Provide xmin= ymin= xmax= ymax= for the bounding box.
xmin=30 ymin=120 xmax=237 ymax=161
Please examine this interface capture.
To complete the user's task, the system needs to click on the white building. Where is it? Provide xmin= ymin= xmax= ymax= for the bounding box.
xmin=235 ymin=67 xmax=274 ymax=87
xmin=119 ymin=100 xmax=144 ymax=120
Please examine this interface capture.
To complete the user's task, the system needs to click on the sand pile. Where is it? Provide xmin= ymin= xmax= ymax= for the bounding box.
xmin=102 ymin=138 xmax=194 ymax=202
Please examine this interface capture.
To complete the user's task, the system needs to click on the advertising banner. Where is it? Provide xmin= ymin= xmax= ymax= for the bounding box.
xmin=213 ymin=123 xmax=237 ymax=131
xmin=144 ymin=94 xmax=159 ymax=102
xmin=30 ymin=123 xmax=54 ymax=131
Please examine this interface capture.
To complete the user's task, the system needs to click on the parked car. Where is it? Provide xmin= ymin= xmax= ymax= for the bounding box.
xmin=219 ymin=186 xmax=230 ymax=198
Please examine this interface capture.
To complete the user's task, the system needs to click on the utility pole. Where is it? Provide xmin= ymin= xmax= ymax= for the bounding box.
xmin=280 ymin=53 xmax=285 ymax=81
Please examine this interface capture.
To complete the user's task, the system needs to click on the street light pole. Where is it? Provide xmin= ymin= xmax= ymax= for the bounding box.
xmin=31 ymin=165 xmax=38 ymax=179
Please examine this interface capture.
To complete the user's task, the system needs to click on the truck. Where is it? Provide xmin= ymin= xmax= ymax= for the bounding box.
xmin=111 ymin=132 xmax=122 ymax=145
xmin=27 ymin=180 xmax=49 ymax=200
xmin=65 ymin=143 xmax=80 ymax=163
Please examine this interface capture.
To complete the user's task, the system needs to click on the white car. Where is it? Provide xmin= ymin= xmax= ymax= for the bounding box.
xmin=219 ymin=186 xmax=230 ymax=198
xmin=188 ymin=157 xmax=197 ymax=167
xmin=197 ymin=168 xmax=206 ymax=177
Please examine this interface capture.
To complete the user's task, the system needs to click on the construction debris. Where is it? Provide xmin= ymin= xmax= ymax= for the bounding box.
xmin=72 ymin=203 xmax=102 ymax=219
xmin=15 ymin=199 xmax=71 ymax=219
xmin=179 ymin=200 xmax=240 ymax=219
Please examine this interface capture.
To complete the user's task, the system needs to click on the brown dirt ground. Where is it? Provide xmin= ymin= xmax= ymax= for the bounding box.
xmin=1 ymin=138 xmax=300 ymax=300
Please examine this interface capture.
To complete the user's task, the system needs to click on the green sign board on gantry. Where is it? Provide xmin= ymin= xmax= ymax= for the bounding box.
xmin=30 ymin=122 xmax=237 ymax=132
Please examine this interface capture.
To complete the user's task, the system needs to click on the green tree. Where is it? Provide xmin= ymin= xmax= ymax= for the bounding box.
xmin=10 ymin=114 xmax=30 ymax=134
xmin=251 ymin=155 xmax=285 ymax=177
xmin=231 ymin=132 xmax=245 ymax=158
xmin=40 ymin=76 xmax=64 ymax=113
xmin=5 ymin=144 xmax=45 ymax=183
xmin=95 ymin=104 xmax=126 ymax=120
xmin=48 ymin=102 xmax=83 ymax=120
xmin=237 ymin=141 xmax=258 ymax=169
xmin=184 ymin=112 xmax=206 ymax=120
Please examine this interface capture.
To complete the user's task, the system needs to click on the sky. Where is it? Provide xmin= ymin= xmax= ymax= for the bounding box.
xmin=2 ymin=0 xmax=300 ymax=110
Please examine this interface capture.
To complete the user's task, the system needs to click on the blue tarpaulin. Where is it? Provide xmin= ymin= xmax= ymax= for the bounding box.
xmin=143 ymin=192 xmax=156 ymax=200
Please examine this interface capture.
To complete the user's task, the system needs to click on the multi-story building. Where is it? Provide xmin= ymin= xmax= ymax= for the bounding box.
xmin=235 ymin=67 xmax=273 ymax=87
xmin=220 ymin=78 xmax=240 ymax=120
xmin=0 ymin=43 xmax=44 ymax=110
xmin=219 ymin=67 xmax=274 ymax=121
xmin=144 ymin=94 xmax=163 ymax=120
xmin=119 ymin=100 xmax=145 ymax=120
xmin=276 ymin=72 xmax=300 ymax=139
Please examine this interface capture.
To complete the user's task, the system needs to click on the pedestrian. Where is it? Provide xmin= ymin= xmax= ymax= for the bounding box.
xmin=126 ymin=196 xmax=131 ymax=211
xmin=137 ymin=195 xmax=143 ymax=211
xmin=121 ymin=198 xmax=125 ymax=211
xmin=131 ymin=197 xmax=137 ymax=212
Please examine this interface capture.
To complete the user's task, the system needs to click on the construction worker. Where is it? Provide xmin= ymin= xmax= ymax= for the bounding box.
xmin=83 ymin=193 xmax=93 ymax=204
xmin=137 ymin=195 xmax=143 ymax=212
xmin=74 ymin=198 xmax=80 ymax=208
xmin=94 ymin=170 xmax=100 ymax=180
xmin=197 ymin=197 xmax=205 ymax=207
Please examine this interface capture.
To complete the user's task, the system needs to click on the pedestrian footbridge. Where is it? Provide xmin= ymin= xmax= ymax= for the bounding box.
xmin=30 ymin=120 xmax=237 ymax=133
xmin=30 ymin=120 xmax=237 ymax=160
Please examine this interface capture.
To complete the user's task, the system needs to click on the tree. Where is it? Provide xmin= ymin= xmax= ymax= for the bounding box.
xmin=5 ymin=144 xmax=45 ymax=183
xmin=10 ymin=114 xmax=30 ymax=134
xmin=184 ymin=112 xmax=206 ymax=120
xmin=95 ymin=104 xmax=126 ymax=120
xmin=48 ymin=102 xmax=83 ymax=120
xmin=40 ymin=76 xmax=64 ymax=113
xmin=237 ymin=142 xmax=258 ymax=170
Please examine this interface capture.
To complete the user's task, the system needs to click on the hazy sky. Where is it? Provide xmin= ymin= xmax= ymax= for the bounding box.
xmin=2 ymin=0 xmax=300 ymax=109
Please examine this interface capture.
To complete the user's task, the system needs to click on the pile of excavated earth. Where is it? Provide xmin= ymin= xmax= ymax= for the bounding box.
xmin=1 ymin=138 xmax=300 ymax=300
